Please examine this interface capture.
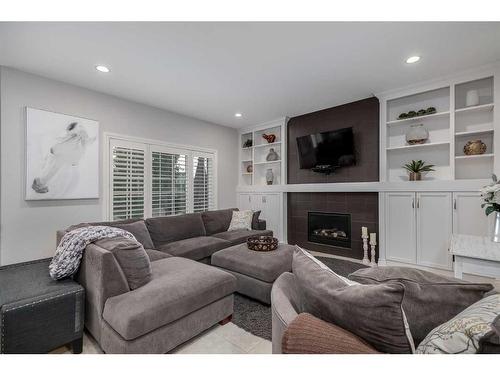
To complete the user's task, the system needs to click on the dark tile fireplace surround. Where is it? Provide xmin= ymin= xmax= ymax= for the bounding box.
xmin=286 ymin=97 xmax=379 ymax=260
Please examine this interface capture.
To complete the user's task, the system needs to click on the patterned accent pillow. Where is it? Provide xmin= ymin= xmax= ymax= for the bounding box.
xmin=416 ymin=294 xmax=500 ymax=354
xmin=228 ymin=210 xmax=253 ymax=231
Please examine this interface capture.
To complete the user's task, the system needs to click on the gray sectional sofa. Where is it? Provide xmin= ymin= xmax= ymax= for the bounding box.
xmin=58 ymin=208 xmax=273 ymax=353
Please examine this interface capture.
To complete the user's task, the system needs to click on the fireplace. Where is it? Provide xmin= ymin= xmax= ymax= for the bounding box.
xmin=308 ymin=212 xmax=351 ymax=249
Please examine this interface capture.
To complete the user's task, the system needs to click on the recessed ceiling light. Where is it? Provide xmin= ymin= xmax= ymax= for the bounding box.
xmin=406 ymin=56 xmax=420 ymax=64
xmin=235 ymin=113 xmax=243 ymax=118
xmin=95 ymin=65 xmax=110 ymax=73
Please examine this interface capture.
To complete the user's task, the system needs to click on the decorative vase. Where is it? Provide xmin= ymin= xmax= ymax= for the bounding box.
xmin=265 ymin=168 xmax=274 ymax=185
xmin=262 ymin=133 xmax=276 ymax=143
xmin=464 ymin=140 xmax=487 ymax=156
xmin=406 ymin=124 xmax=429 ymax=145
xmin=409 ymin=172 xmax=422 ymax=181
xmin=492 ymin=212 xmax=500 ymax=243
xmin=266 ymin=148 xmax=279 ymax=161
xmin=466 ymin=90 xmax=480 ymax=107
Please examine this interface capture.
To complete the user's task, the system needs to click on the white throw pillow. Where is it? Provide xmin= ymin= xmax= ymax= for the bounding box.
xmin=228 ymin=210 xmax=253 ymax=231
xmin=416 ymin=294 xmax=500 ymax=354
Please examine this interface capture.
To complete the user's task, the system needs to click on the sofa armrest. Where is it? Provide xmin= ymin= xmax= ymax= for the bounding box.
xmin=253 ymin=219 xmax=266 ymax=231
xmin=282 ymin=313 xmax=380 ymax=354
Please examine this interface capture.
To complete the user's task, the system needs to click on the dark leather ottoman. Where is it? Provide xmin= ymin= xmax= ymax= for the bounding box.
xmin=211 ymin=243 xmax=294 ymax=304
xmin=0 ymin=258 xmax=84 ymax=353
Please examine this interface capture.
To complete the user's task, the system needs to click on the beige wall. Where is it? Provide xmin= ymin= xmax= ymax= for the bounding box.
xmin=0 ymin=67 xmax=238 ymax=265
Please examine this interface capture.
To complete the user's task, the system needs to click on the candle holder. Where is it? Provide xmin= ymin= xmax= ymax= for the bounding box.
xmin=370 ymin=243 xmax=377 ymax=267
xmin=362 ymin=235 xmax=370 ymax=265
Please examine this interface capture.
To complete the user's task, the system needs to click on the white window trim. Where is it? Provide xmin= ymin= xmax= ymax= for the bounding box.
xmin=103 ymin=132 xmax=218 ymax=220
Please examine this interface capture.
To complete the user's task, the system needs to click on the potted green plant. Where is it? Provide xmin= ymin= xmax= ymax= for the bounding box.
xmin=403 ymin=160 xmax=435 ymax=181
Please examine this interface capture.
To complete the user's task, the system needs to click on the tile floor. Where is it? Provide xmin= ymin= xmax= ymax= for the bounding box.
xmin=51 ymin=322 xmax=272 ymax=354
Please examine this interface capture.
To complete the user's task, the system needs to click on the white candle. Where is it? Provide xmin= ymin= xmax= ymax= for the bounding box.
xmin=362 ymin=226 xmax=368 ymax=237
xmin=370 ymin=233 xmax=377 ymax=245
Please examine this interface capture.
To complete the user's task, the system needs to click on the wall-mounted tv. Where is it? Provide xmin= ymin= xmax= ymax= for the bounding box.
xmin=296 ymin=127 xmax=355 ymax=174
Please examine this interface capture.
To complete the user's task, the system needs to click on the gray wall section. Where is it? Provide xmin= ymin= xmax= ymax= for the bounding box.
xmin=0 ymin=67 xmax=238 ymax=265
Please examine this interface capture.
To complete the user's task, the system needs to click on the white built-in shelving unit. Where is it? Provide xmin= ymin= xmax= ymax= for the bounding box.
xmin=238 ymin=118 xmax=287 ymax=186
xmin=380 ymin=70 xmax=498 ymax=182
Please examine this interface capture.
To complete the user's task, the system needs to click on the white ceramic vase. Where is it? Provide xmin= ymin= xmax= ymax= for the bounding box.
xmin=465 ymin=90 xmax=480 ymax=107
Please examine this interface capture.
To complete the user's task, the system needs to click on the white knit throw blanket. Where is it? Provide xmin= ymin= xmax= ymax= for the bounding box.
xmin=49 ymin=225 xmax=136 ymax=280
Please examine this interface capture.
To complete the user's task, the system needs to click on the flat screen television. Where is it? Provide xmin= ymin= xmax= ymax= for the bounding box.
xmin=296 ymin=127 xmax=355 ymax=174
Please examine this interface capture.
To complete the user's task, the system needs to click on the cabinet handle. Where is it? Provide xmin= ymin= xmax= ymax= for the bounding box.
xmin=416 ymin=198 xmax=420 ymax=209
xmin=248 ymin=196 xmax=251 ymax=202
xmin=454 ymin=199 xmax=457 ymax=210
xmin=412 ymin=198 xmax=415 ymax=209
xmin=262 ymin=196 xmax=266 ymax=203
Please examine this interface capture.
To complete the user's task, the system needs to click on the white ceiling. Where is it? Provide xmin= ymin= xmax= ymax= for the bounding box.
xmin=1 ymin=22 xmax=500 ymax=128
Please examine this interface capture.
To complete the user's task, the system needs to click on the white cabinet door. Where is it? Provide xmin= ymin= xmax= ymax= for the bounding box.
xmin=237 ymin=193 xmax=252 ymax=211
xmin=416 ymin=192 xmax=453 ymax=270
xmin=261 ymin=193 xmax=281 ymax=240
xmin=385 ymin=193 xmax=416 ymax=264
xmin=453 ymin=192 xmax=489 ymax=237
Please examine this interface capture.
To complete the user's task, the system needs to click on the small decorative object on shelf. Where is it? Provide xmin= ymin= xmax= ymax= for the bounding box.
xmin=361 ymin=226 xmax=369 ymax=265
xmin=466 ymin=89 xmax=480 ymax=107
xmin=262 ymin=133 xmax=276 ymax=143
xmin=243 ymin=139 xmax=253 ymax=148
xmin=480 ymin=175 xmax=500 ymax=242
xmin=247 ymin=236 xmax=279 ymax=251
xmin=266 ymin=148 xmax=279 ymax=161
xmin=369 ymin=233 xmax=377 ymax=267
xmin=405 ymin=124 xmax=429 ymax=145
xmin=265 ymin=168 xmax=274 ymax=185
xmin=464 ymin=140 xmax=487 ymax=156
xmin=246 ymin=164 xmax=253 ymax=173
xmin=397 ymin=107 xmax=437 ymax=120
xmin=403 ymin=160 xmax=435 ymax=181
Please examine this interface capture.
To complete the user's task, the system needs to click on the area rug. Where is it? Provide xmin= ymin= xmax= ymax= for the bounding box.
xmin=232 ymin=256 xmax=368 ymax=340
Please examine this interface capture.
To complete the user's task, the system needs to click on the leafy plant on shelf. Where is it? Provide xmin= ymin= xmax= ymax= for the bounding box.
xmin=402 ymin=160 xmax=435 ymax=181
xmin=480 ymin=174 xmax=500 ymax=216
xmin=403 ymin=160 xmax=435 ymax=173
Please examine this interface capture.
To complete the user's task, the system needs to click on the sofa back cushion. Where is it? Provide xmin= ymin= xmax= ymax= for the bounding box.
xmin=293 ymin=247 xmax=414 ymax=353
xmin=201 ymin=208 xmax=237 ymax=235
xmin=95 ymin=237 xmax=152 ymax=290
xmin=349 ymin=266 xmax=494 ymax=345
xmin=145 ymin=213 xmax=206 ymax=247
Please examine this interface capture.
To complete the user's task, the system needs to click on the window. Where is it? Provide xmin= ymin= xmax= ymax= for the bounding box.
xmin=107 ymin=135 xmax=216 ymax=220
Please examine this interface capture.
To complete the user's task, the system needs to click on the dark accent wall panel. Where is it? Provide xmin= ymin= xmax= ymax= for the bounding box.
xmin=288 ymin=192 xmax=379 ymax=260
xmin=287 ymin=97 xmax=379 ymax=184
xmin=286 ymin=97 xmax=380 ymax=259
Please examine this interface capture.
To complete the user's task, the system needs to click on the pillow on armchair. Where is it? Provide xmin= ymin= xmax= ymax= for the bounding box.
xmin=349 ymin=266 xmax=494 ymax=345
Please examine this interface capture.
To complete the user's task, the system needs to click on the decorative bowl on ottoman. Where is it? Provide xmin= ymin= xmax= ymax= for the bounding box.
xmin=247 ymin=235 xmax=279 ymax=252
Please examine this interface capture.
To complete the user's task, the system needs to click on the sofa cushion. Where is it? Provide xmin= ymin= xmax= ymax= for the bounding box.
xmin=201 ymin=208 xmax=237 ymax=235
xmin=293 ymin=248 xmax=414 ymax=354
xmin=144 ymin=249 xmax=172 ymax=262
xmin=95 ymin=237 xmax=152 ymax=290
xmin=145 ymin=213 xmax=206 ymax=247
xmin=212 ymin=229 xmax=273 ymax=245
xmin=157 ymin=236 xmax=230 ymax=261
xmin=102 ymin=257 xmax=237 ymax=340
xmin=416 ymin=294 xmax=500 ymax=354
xmin=349 ymin=266 xmax=494 ymax=345
xmin=109 ymin=221 xmax=155 ymax=249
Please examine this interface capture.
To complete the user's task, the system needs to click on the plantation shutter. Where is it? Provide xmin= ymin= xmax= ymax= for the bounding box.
xmin=192 ymin=154 xmax=215 ymax=213
xmin=151 ymin=148 xmax=188 ymax=216
xmin=111 ymin=141 xmax=146 ymax=220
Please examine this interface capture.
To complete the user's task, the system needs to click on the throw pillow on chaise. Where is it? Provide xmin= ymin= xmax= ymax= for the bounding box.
xmin=95 ymin=237 xmax=152 ymax=290
xmin=416 ymin=294 xmax=500 ymax=354
xmin=349 ymin=267 xmax=494 ymax=345
xmin=292 ymin=247 xmax=414 ymax=354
